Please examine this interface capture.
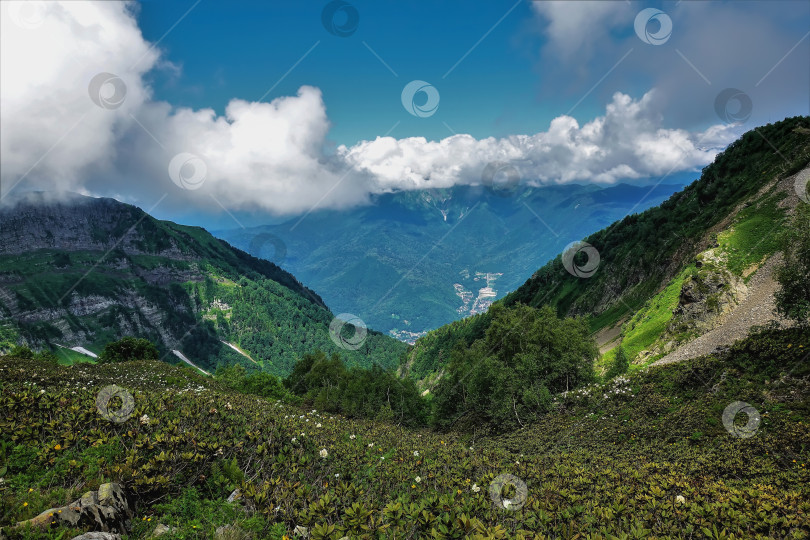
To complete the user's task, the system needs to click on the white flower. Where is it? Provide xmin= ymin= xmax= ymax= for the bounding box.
xmin=471 ymin=484 xmax=480 ymax=493
xmin=316 ymin=423 xmax=322 ymax=428
xmin=39 ymin=389 xmax=45 ymax=394
xmin=291 ymin=437 xmax=297 ymax=443
xmin=139 ymin=414 xmax=150 ymax=425
xmin=319 ymin=448 xmax=328 ymax=458
xmin=469 ymin=446 xmax=474 ymax=451
xmin=368 ymin=443 xmax=374 ymax=448
xmin=413 ymin=451 xmax=419 ymax=457
xmin=335 ymin=473 xmax=340 ymax=478
xmin=225 ymin=402 xmax=232 ymax=410
xmin=415 ymin=476 xmax=421 ymax=483
xmin=503 ymin=499 xmax=512 ymax=509
xmin=676 ymin=495 xmax=686 ymax=504
xmin=349 ymin=434 xmax=356 ymax=440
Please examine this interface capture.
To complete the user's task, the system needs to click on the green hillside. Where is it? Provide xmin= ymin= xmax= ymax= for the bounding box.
xmin=1 ymin=327 xmax=808 ymax=538
xmin=506 ymin=118 xmax=809 ymax=327
xmin=0 ymin=194 xmax=407 ymax=376
xmin=406 ymin=117 xmax=810 ymax=382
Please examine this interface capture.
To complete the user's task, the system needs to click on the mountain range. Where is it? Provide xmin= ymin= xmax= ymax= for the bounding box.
xmin=1 ymin=118 xmax=807 ymax=383
xmin=0 ymin=192 xmax=406 ymax=375
xmin=216 ymin=180 xmax=687 ymax=341
xmin=1 ymin=117 xmax=809 ymax=540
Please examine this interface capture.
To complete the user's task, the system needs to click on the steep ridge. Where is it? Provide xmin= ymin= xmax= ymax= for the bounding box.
xmin=405 ymin=117 xmax=810 ymax=382
xmin=0 ymin=193 xmax=407 ymax=375
xmin=646 ymin=162 xmax=808 ymax=366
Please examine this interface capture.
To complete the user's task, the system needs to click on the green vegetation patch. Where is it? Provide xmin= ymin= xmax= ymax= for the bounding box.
xmin=619 ymin=265 xmax=694 ymax=365
xmin=717 ymin=190 xmax=788 ymax=279
xmin=1 ymin=328 xmax=808 ymax=538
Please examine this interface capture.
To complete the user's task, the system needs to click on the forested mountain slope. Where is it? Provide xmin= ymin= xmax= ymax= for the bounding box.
xmin=0 ymin=193 xmax=406 ymax=375
xmin=405 ymin=117 xmax=810 ymax=382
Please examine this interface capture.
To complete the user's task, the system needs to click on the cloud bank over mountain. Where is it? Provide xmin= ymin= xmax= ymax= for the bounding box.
xmin=0 ymin=1 xmax=756 ymax=215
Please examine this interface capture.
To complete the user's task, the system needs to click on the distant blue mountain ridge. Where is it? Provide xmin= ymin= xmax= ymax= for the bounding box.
xmin=216 ymin=179 xmax=688 ymax=341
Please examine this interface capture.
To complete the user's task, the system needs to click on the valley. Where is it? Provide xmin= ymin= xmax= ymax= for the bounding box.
xmin=216 ymin=182 xmax=686 ymax=340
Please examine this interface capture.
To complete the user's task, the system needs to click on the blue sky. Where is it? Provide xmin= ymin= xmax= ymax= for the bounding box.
xmin=136 ymin=0 xmax=553 ymax=145
xmin=135 ymin=0 xmax=810 ymax=147
xmin=2 ymin=0 xmax=809 ymax=225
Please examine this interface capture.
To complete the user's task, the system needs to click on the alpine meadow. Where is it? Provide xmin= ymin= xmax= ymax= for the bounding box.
xmin=1 ymin=2 xmax=809 ymax=540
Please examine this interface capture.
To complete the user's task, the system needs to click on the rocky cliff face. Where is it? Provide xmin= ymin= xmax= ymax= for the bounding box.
xmin=0 ymin=193 xmax=320 ymax=360
xmin=0 ymin=194 xmax=203 ymax=351
xmin=0 ymin=192 xmax=188 ymax=258
xmin=668 ymin=248 xmax=747 ymax=336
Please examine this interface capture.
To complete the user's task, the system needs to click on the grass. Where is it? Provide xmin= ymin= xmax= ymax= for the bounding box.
xmin=620 ymin=266 xmax=694 ymax=365
xmin=597 ymin=266 xmax=694 ymax=374
xmin=52 ymin=347 xmax=96 ymax=366
xmin=586 ymin=276 xmax=663 ymax=335
xmin=596 ymin=187 xmax=790 ymax=373
xmin=717 ymin=191 xmax=787 ymax=280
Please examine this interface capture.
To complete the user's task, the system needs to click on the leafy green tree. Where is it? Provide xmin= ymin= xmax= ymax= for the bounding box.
xmin=215 ymin=363 xmax=289 ymax=400
xmin=99 ymin=337 xmax=159 ymax=364
xmin=242 ymin=371 xmax=286 ymax=399
xmin=6 ymin=346 xmax=58 ymax=364
xmin=775 ymin=203 xmax=810 ymax=326
xmin=9 ymin=346 xmax=35 ymax=359
xmin=432 ymin=303 xmax=597 ymax=431
xmin=284 ymin=351 xmax=324 ymax=394
xmin=216 ymin=364 xmax=248 ymax=388
xmin=284 ymin=351 xmax=428 ymax=426
xmin=52 ymin=252 xmax=71 ymax=268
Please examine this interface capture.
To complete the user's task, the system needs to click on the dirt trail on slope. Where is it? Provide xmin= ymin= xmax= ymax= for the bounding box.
xmin=652 ymin=254 xmax=785 ymax=367
xmin=594 ymin=321 xmax=624 ymax=354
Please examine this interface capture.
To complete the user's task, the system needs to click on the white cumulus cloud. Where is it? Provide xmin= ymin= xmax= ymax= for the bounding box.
xmin=0 ymin=1 xmax=738 ymax=216
xmin=341 ymin=90 xmax=738 ymax=190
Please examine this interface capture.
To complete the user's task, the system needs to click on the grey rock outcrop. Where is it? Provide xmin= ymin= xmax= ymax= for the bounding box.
xmin=14 ymin=483 xmax=133 ymax=534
